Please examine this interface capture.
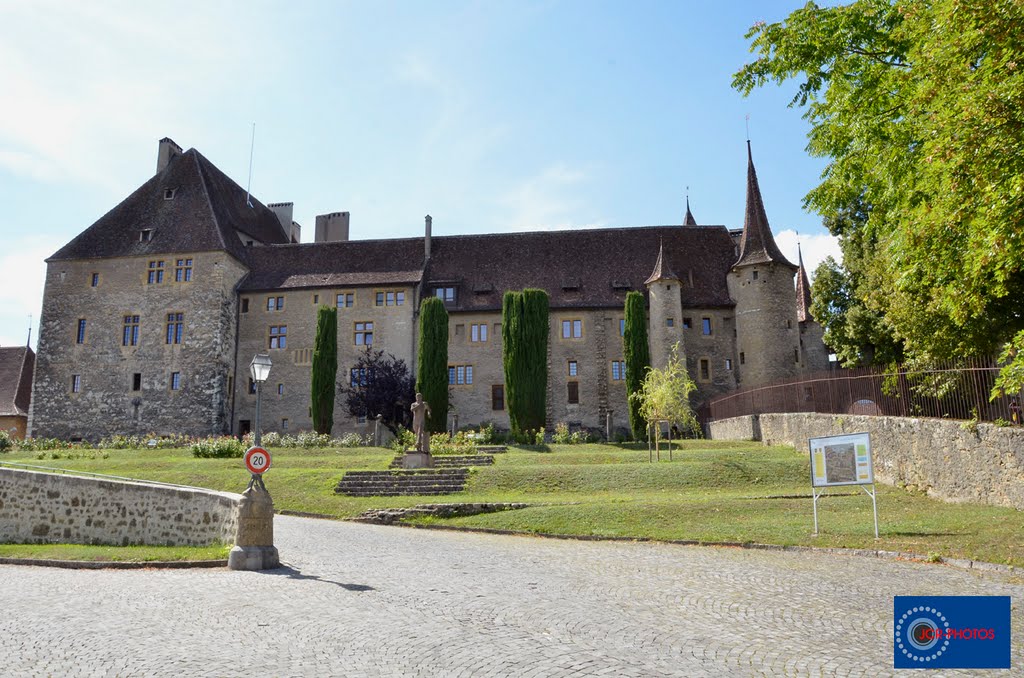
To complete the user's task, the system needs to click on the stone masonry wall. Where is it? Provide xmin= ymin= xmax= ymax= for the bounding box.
xmin=727 ymin=263 xmax=801 ymax=389
xmin=30 ymin=252 xmax=247 ymax=441
xmin=0 ymin=468 xmax=241 ymax=546
xmin=709 ymin=413 xmax=1024 ymax=510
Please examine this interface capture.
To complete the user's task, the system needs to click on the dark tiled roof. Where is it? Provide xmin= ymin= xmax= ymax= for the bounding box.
xmin=240 ymin=239 xmax=426 ymax=291
xmin=644 ymin=238 xmax=681 ymax=285
xmin=796 ymin=243 xmax=813 ymax=322
xmin=49 ymin=149 xmax=288 ymax=263
xmin=735 ymin=141 xmax=797 ymax=270
xmin=0 ymin=346 xmax=34 ymax=417
xmin=426 ymin=225 xmax=737 ymax=310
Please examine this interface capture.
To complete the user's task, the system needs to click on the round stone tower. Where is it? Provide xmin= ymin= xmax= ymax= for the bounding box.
xmin=644 ymin=239 xmax=686 ymax=370
xmin=727 ymin=142 xmax=801 ymax=388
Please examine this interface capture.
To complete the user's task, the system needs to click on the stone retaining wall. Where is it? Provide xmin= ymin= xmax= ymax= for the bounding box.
xmin=0 ymin=468 xmax=241 ymax=546
xmin=709 ymin=413 xmax=1024 ymax=510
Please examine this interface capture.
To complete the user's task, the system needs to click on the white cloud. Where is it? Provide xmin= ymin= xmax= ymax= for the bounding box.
xmin=498 ymin=164 xmax=606 ymax=231
xmin=0 ymin=235 xmax=60 ymax=349
xmin=775 ymin=229 xmax=842 ymax=280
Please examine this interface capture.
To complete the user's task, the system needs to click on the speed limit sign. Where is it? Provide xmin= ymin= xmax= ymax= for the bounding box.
xmin=244 ymin=446 xmax=272 ymax=475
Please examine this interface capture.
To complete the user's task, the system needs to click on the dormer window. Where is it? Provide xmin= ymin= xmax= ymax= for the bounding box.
xmin=163 ymin=188 xmax=177 ymax=200
xmin=140 ymin=229 xmax=153 ymax=242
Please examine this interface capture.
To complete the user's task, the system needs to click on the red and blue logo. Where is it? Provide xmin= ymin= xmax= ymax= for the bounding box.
xmin=894 ymin=596 xmax=1010 ymax=669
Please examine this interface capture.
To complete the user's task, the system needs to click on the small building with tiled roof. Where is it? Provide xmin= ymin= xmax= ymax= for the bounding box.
xmin=29 ymin=137 xmax=827 ymax=441
xmin=0 ymin=346 xmax=35 ymax=439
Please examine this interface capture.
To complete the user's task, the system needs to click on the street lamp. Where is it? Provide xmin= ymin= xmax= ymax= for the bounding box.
xmin=249 ymin=353 xmax=272 ymax=447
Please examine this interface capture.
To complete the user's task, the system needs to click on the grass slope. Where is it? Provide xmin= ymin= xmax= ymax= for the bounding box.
xmin=4 ymin=442 xmax=1023 ymax=566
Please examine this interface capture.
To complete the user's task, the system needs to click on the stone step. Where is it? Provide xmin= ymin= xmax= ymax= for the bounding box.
xmin=477 ymin=446 xmax=508 ymax=453
xmin=388 ymin=454 xmax=494 ymax=469
xmin=334 ymin=469 xmax=470 ymax=497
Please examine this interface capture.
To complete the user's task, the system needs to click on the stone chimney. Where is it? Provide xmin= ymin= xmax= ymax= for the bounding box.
xmin=268 ymin=203 xmax=302 ymax=243
xmin=314 ymin=212 xmax=350 ymax=242
xmin=424 ymin=214 xmax=432 ymax=260
xmin=156 ymin=137 xmax=182 ymax=174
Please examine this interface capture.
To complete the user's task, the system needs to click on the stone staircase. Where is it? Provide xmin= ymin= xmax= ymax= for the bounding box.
xmin=477 ymin=445 xmax=508 ymax=454
xmin=334 ymin=468 xmax=470 ymax=497
xmin=388 ymin=454 xmax=495 ymax=469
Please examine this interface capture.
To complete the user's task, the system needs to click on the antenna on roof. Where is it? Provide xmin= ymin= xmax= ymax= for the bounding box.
xmin=245 ymin=122 xmax=256 ymax=209
xmin=26 ymin=314 xmax=32 ymax=348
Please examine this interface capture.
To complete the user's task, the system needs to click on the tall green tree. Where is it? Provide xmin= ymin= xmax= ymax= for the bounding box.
xmin=311 ymin=305 xmax=338 ymax=435
xmin=502 ymin=289 xmax=549 ymax=433
xmin=623 ymin=291 xmax=651 ymax=439
xmin=416 ymin=296 xmax=448 ymax=433
xmin=733 ymin=0 xmax=1024 ymax=394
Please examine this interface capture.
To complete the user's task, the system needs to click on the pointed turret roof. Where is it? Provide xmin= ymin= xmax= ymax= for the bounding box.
xmin=644 ymin=238 xmax=680 ymax=285
xmin=734 ymin=141 xmax=797 ymax=269
xmin=796 ymin=242 xmax=813 ymax=322
xmin=684 ymin=197 xmax=697 ymax=226
xmin=48 ymin=148 xmax=289 ymax=263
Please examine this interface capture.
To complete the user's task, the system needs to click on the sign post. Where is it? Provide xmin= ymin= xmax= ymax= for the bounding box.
xmin=808 ymin=432 xmax=878 ymax=538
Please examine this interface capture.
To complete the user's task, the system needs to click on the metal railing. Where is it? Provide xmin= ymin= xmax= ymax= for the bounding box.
xmin=709 ymin=357 xmax=1023 ymax=424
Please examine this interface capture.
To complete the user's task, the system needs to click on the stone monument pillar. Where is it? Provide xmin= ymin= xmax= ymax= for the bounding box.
xmin=228 ymin=486 xmax=280 ymax=570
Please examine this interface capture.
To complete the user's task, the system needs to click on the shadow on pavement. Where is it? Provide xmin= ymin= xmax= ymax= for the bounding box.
xmin=266 ymin=564 xmax=375 ymax=591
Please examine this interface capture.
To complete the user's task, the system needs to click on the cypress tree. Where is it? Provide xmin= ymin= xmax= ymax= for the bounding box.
xmin=623 ymin=291 xmax=651 ymax=440
xmin=416 ymin=296 xmax=449 ymax=433
xmin=311 ymin=305 xmax=338 ymax=435
xmin=502 ymin=289 xmax=549 ymax=433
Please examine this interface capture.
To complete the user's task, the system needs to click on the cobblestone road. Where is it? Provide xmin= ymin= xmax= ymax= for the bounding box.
xmin=1 ymin=516 xmax=1021 ymax=677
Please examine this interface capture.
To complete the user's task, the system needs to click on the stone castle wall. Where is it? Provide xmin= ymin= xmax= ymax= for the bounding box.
xmin=727 ymin=262 xmax=801 ymax=388
xmin=709 ymin=412 xmax=1024 ymax=511
xmin=29 ymin=253 xmax=247 ymax=441
xmin=0 ymin=467 xmax=240 ymax=546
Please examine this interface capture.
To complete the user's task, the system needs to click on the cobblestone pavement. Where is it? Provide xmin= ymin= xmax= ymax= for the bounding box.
xmin=1 ymin=516 xmax=1021 ymax=677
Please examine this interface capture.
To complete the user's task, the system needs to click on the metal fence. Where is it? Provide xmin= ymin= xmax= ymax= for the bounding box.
xmin=709 ymin=357 xmax=1024 ymax=425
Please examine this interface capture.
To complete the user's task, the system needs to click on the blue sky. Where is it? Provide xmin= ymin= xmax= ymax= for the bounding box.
xmin=0 ymin=1 xmax=839 ymax=349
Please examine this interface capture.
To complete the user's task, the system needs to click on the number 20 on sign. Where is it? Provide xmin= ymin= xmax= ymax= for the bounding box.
xmin=245 ymin=446 xmax=272 ymax=475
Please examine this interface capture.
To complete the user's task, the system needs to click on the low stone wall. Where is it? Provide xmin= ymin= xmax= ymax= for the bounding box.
xmin=0 ymin=468 xmax=241 ymax=547
xmin=709 ymin=413 xmax=1024 ymax=511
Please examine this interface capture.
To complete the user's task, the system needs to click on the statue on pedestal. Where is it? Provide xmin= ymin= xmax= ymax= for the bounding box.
xmin=410 ymin=392 xmax=432 ymax=454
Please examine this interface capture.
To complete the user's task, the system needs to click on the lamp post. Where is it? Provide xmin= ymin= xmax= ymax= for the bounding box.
xmin=249 ymin=353 xmax=272 ymax=447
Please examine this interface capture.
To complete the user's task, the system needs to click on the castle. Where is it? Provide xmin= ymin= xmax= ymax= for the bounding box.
xmin=28 ymin=137 xmax=827 ymax=441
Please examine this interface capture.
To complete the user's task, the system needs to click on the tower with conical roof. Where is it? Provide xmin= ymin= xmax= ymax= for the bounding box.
xmin=727 ymin=142 xmax=802 ymax=387
xmin=795 ymin=243 xmax=830 ymax=372
xmin=644 ymin=239 xmax=686 ymax=370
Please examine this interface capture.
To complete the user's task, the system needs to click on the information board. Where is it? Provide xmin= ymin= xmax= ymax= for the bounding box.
xmin=809 ymin=432 xmax=873 ymax=487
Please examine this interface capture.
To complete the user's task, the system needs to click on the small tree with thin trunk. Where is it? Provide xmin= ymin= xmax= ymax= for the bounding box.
xmin=629 ymin=342 xmax=699 ymax=441
xmin=416 ymin=296 xmax=448 ymax=433
xmin=623 ymin=291 xmax=651 ymax=440
xmin=311 ymin=305 xmax=338 ymax=435
xmin=339 ymin=346 xmax=415 ymax=434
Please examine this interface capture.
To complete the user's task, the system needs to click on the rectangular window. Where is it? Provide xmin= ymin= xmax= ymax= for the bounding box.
xmin=611 ymin=360 xmax=625 ymax=381
xmin=170 ymin=372 xmax=181 ymax=390
xmin=725 ymin=358 xmax=733 ymax=371
xmin=561 ymin=319 xmax=583 ymax=339
xmin=434 ymin=287 xmax=456 ymax=302
xmin=795 ymin=349 xmax=800 ymax=364
xmin=470 ymin=323 xmax=488 ymax=342
xmin=282 ymin=418 xmax=289 ymax=430
xmin=91 ymin=273 xmax=99 ymax=287
xmin=174 ymin=258 xmax=193 ymax=282
xmin=241 ymin=298 xmax=249 ymax=313
xmin=568 ymin=360 xmax=578 ymax=376
xmin=699 ymin=359 xmax=710 ymax=381
xmin=491 ymin=384 xmax=504 ymax=411
xmin=71 ymin=374 xmax=81 ymax=393
xmin=76 ymin=318 xmax=87 ymax=344
xmin=165 ymin=312 xmax=184 ymax=344
xmin=277 ymin=383 xmax=284 ymax=395
xmin=377 ymin=290 xmax=406 ymax=306
xmin=350 ymin=367 xmax=368 ymax=387
xmin=122 ymin=315 xmax=139 ymax=346
xmin=147 ymin=260 xmax=164 ymax=284
xmin=248 ymin=378 xmax=256 ymax=394
xmin=667 ymin=318 xmax=675 ymax=327
xmin=376 ymin=292 xmax=384 ymax=306
xmin=267 ymin=296 xmax=284 ymax=311
xmin=312 ymin=293 xmax=319 ymax=305
xmin=702 ymin=317 xmax=712 ymax=335
xmin=336 ymin=292 xmax=354 ymax=308
xmin=620 ymin=318 xmax=625 ymax=336
xmin=354 ymin=321 xmax=373 ymax=345
xmin=269 ymin=325 xmax=287 ymax=349
xmin=140 ymin=229 xmax=152 ymax=242
xmin=740 ymin=352 xmax=746 ymax=365
xmin=753 ymin=270 xmax=759 ymax=280
xmin=683 ymin=317 xmax=692 ymax=329
xmin=132 ymin=373 xmax=142 ymax=391
xmin=448 ymin=364 xmax=474 ymax=385
xmin=567 ymin=381 xmax=579 ymax=404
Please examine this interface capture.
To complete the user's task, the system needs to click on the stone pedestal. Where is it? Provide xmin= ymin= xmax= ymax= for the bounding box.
xmin=402 ymin=451 xmax=435 ymax=469
xmin=228 ymin=486 xmax=280 ymax=571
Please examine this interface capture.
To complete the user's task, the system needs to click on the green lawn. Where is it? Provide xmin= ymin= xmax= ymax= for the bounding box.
xmin=4 ymin=441 xmax=1023 ymax=567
